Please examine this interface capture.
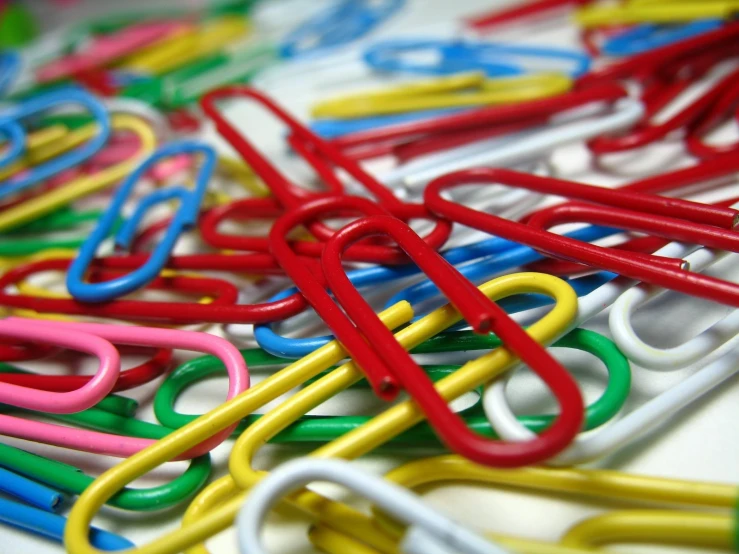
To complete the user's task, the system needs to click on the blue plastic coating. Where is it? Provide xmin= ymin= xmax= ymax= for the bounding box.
xmin=254 ymin=224 xmax=620 ymax=357
xmin=0 ymin=50 xmax=21 ymax=96
xmin=311 ymin=108 xmax=466 ymax=139
xmin=0 ymin=466 xmax=64 ymax=512
xmin=363 ymin=39 xmax=592 ymax=78
xmin=67 ymin=141 xmax=217 ymax=303
xmin=280 ymin=0 xmax=406 ymax=58
xmin=602 ymin=20 xmax=724 ymax=57
xmin=0 ymin=87 xmax=111 ymax=200
xmin=0 ymin=119 xmax=26 ymax=172
xmin=0 ymin=497 xmax=134 ymax=550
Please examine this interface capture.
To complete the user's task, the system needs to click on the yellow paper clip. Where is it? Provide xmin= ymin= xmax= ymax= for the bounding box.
xmin=575 ymin=0 xmax=739 ymax=26
xmin=310 ymin=71 xmax=573 ymax=119
xmin=64 ymin=272 xmax=576 ymax=554
xmin=121 ymin=16 xmax=250 ymax=76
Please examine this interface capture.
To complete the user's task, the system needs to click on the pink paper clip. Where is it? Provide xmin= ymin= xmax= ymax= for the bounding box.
xmin=0 ymin=319 xmax=249 ymax=459
xmin=36 ymin=21 xmax=191 ymax=83
xmin=0 ymin=318 xmax=120 ymax=413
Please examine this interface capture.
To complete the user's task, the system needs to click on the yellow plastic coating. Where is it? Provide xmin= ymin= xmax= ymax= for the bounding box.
xmin=0 ymin=114 xmax=156 ymax=232
xmin=311 ymin=72 xmax=573 ymax=118
xmin=575 ymin=1 xmax=739 ymax=26
xmin=122 ymin=17 xmax=250 ymax=75
xmin=0 ymin=123 xmax=97 ymax=181
xmin=561 ymin=510 xmax=734 ymax=550
xmin=64 ymin=273 xmax=576 ymax=554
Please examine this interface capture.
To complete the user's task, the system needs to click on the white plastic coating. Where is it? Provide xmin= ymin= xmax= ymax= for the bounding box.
xmin=236 ymin=458 xmax=509 ymax=554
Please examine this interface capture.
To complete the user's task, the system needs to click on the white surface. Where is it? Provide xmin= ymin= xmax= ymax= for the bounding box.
xmin=3 ymin=1 xmax=739 ymax=553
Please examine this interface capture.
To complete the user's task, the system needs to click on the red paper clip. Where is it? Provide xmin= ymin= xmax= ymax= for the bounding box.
xmin=199 ymin=87 xmax=451 ymax=264
xmin=0 ymin=258 xmax=311 ymax=324
xmin=328 ymin=83 xmax=627 ymax=158
xmin=465 ymin=0 xmax=594 ymax=32
xmin=270 ymin=195 xmax=584 ymax=467
xmin=589 ymin=66 xmax=739 ymax=155
xmin=425 ymin=168 xmax=739 ymax=307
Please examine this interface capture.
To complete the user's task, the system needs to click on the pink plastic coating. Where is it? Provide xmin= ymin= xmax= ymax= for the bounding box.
xmin=0 ymin=320 xmax=249 ymax=459
xmin=0 ymin=317 xmax=120 ymax=413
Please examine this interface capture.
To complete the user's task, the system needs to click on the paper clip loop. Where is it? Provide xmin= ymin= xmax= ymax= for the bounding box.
xmin=236 ymin=458 xmax=507 ymax=554
xmin=0 ymin=88 xmax=111 ymax=200
xmin=363 ymin=39 xmax=591 ymax=78
xmin=280 ymin=0 xmax=405 ymax=58
xmin=67 ymin=141 xmax=216 ymax=303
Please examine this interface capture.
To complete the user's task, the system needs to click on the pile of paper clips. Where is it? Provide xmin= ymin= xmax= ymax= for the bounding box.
xmin=0 ymin=0 xmax=738 ymax=552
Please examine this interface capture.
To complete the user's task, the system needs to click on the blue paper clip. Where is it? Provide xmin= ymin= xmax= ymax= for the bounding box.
xmin=602 ymin=20 xmax=724 ymax=56
xmin=0 ymin=87 xmax=111 ymax=200
xmin=254 ymin=224 xmax=619 ymax=358
xmin=67 ymin=141 xmax=216 ymax=303
xmin=363 ymin=39 xmax=592 ymax=78
xmin=0 ymin=496 xmax=133 ymax=550
xmin=0 ymin=51 xmax=20 ymax=96
xmin=280 ymin=0 xmax=406 ymax=59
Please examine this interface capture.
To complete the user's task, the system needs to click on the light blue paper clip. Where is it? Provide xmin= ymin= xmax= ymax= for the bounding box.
xmin=280 ymin=0 xmax=405 ymax=59
xmin=67 ymin=141 xmax=216 ymax=303
xmin=0 ymin=87 xmax=111 ymax=199
xmin=363 ymin=38 xmax=592 ymax=77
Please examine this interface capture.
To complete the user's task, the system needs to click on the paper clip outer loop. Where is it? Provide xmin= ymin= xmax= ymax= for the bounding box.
xmin=67 ymin=141 xmax=216 ymax=303
xmin=0 ymin=317 xmax=120 ymax=413
xmin=0 ymin=88 xmax=111 ymax=200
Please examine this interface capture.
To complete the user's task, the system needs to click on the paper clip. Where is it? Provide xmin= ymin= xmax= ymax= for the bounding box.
xmin=0 ymin=441 xmax=211 ymax=512
xmin=0 ymin=496 xmax=134 ymax=550
xmin=0 ymin=319 xmax=247 ymax=458
xmin=199 ymin=86 xmax=451 ymax=263
xmin=280 ymin=0 xmax=405 ymax=58
xmin=363 ymin=39 xmax=591 ymax=78
xmin=425 ymin=168 xmax=739 ymax=307
xmin=236 ymin=458 xmax=507 ymax=554
xmin=311 ymin=71 xmax=573 ymax=119
xmin=392 ymin=96 xmax=643 ymax=191
xmin=576 ymin=0 xmax=739 ymax=27
xmin=0 ymin=87 xmax=111 ymax=200
xmin=34 ymin=20 xmax=190 ymax=83
xmin=601 ymin=19 xmax=725 ymax=56
xmin=589 ymin=65 xmax=739 ymax=156
xmin=122 ymin=41 xmax=277 ymax=109
xmin=63 ymin=273 xmax=574 ymax=554
xmin=0 ymin=113 xmax=156 ymax=232
xmin=359 ymin=456 xmax=737 ymax=553
xmin=119 ymin=16 xmax=250 ymax=77
xmin=609 ymin=246 xmax=739 ymax=371
xmin=66 ymin=141 xmax=216 ymax=303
